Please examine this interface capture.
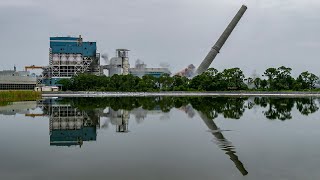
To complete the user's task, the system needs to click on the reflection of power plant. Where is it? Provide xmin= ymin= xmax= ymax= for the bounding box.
xmin=38 ymin=99 xmax=100 ymax=147
xmin=1 ymin=97 xmax=248 ymax=175
xmin=108 ymin=109 xmax=130 ymax=133
xmin=100 ymin=106 xmax=164 ymax=131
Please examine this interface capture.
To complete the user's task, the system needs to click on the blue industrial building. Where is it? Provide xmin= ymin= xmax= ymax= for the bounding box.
xmin=41 ymin=35 xmax=101 ymax=86
xmin=50 ymin=37 xmax=97 ymax=57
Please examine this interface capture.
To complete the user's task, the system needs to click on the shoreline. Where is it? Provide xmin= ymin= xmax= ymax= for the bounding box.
xmin=0 ymin=90 xmax=41 ymax=103
xmin=42 ymin=91 xmax=320 ymax=97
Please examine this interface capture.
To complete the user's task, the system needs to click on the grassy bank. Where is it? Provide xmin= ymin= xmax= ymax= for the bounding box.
xmin=0 ymin=90 xmax=41 ymax=103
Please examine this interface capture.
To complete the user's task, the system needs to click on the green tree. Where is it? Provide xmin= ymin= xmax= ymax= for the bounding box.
xmin=253 ymin=77 xmax=261 ymax=89
xmin=57 ymin=78 xmax=73 ymax=91
xmin=296 ymin=71 xmax=319 ymax=90
xmin=263 ymin=67 xmax=278 ymax=90
xmin=274 ymin=66 xmax=294 ymax=90
xmin=220 ymin=68 xmax=247 ymax=90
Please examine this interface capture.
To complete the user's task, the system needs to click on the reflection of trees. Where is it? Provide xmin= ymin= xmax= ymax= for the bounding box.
xmin=296 ymin=98 xmax=319 ymax=115
xmin=60 ymin=97 xmax=190 ymax=112
xmin=57 ymin=97 xmax=319 ymax=121
xmin=254 ymin=98 xmax=294 ymax=120
xmin=254 ymin=97 xmax=319 ymax=120
xmin=190 ymin=97 xmax=247 ymax=120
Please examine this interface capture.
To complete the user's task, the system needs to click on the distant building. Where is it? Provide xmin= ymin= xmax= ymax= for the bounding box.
xmin=0 ymin=67 xmax=37 ymax=90
xmin=129 ymin=68 xmax=171 ymax=78
xmin=128 ymin=60 xmax=171 ymax=78
xmin=41 ymin=35 xmax=101 ymax=86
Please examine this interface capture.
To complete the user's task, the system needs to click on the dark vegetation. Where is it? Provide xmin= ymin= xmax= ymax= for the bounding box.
xmin=58 ymin=66 xmax=319 ymax=91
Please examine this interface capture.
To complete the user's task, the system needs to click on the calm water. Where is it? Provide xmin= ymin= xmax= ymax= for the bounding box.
xmin=0 ymin=97 xmax=320 ymax=180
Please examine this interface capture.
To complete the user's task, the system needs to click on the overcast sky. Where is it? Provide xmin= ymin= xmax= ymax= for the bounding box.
xmin=0 ymin=0 xmax=319 ymax=77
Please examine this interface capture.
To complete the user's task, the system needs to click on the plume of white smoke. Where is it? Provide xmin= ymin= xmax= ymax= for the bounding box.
xmin=101 ymin=53 xmax=109 ymax=64
xmin=159 ymin=62 xmax=170 ymax=68
xmin=135 ymin=59 xmax=146 ymax=69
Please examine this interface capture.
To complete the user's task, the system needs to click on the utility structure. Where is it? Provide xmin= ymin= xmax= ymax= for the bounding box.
xmin=195 ymin=5 xmax=247 ymax=75
xmin=41 ymin=35 xmax=101 ymax=86
xmin=102 ymin=49 xmax=131 ymax=76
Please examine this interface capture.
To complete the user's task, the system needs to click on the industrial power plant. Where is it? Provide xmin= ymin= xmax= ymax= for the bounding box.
xmin=0 ymin=5 xmax=247 ymax=90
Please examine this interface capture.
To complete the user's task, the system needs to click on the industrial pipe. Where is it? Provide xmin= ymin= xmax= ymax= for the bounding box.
xmin=195 ymin=5 xmax=247 ymax=75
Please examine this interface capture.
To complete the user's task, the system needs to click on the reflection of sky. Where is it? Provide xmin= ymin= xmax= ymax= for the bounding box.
xmin=0 ymin=99 xmax=320 ymax=179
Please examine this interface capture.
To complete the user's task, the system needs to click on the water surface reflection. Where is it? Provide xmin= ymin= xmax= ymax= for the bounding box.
xmin=0 ymin=97 xmax=319 ymax=179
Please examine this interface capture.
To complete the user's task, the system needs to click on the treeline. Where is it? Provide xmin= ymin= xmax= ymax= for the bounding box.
xmin=58 ymin=66 xmax=319 ymax=91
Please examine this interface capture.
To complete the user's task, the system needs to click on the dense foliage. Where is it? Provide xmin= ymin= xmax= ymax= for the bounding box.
xmin=58 ymin=66 xmax=319 ymax=91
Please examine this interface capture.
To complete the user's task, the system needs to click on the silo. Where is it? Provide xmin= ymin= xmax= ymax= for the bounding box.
xmin=75 ymin=54 xmax=82 ymax=65
xmin=123 ymin=58 xmax=130 ymax=75
xmin=116 ymin=49 xmax=130 ymax=75
xmin=52 ymin=54 xmax=60 ymax=65
xmin=52 ymin=121 xmax=59 ymax=130
xmin=68 ymin=120 xmax=75 ymax=129
xmin=61 ymin=120 xmax=67 ymax=129
xmin=76 ymin=120 xmax=83 ymax=129
xmin=68 ymin=54 xmax=75 ymax=65
xmin=60 ymin=54 xmax=67 ymax=65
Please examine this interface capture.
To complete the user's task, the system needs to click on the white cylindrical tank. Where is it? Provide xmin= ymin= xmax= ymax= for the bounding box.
xmin=53 ymin=54 xmax=60 ymax=61
xmin=60 ymin=54 xmax=67 ymax=65
xmin=76 ymin=54 xmax=82 ymax=61
xmin=52 ymin=54 xmax=60 ymax=65
xmin=68 ymin=54 xmax=75 ymax=64
xmin=61 ymin=120 xmax=67 ymax=129
xmin=76 ymin=120 xmax=82 ymax=129
xmin=68 ymin=121 xmax=75 ymax=129
xmin=52 ymin=121 xmax=60 ymax=129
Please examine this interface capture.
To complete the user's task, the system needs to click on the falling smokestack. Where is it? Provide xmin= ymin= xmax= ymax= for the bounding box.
xmin=195 ymin=5 xmax=247 ymax=75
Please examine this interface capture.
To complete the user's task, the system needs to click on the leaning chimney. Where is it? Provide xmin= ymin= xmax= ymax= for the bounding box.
xmin=195 ymin=5 xmax=248 ymax=75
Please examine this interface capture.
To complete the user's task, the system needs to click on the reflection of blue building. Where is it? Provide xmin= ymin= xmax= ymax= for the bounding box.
xmin=38 ymin=99 xmax=99 ymax=147
xmin=50 ymin=127 xmax=97 ymax=147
